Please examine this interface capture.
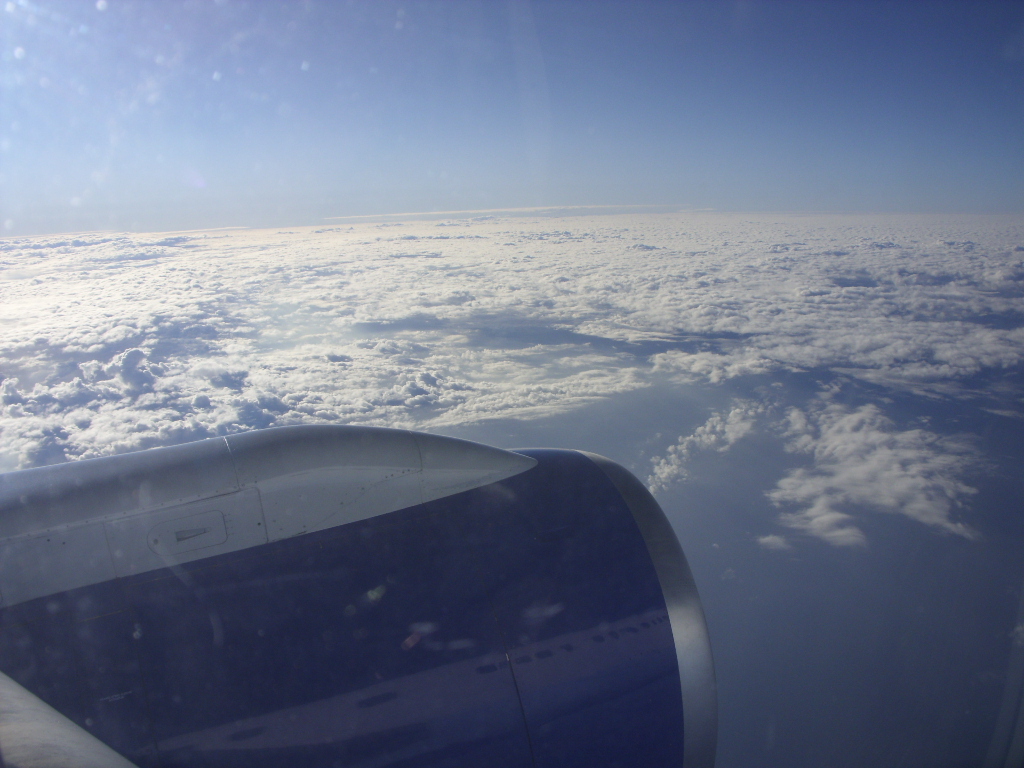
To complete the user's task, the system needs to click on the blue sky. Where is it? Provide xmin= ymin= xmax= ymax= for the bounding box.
xmin=2 ymin=0 xmax=1023 ymax=234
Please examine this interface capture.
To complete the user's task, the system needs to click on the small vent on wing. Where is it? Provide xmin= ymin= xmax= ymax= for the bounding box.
xmin=148 ymin=510 xmax=227 ymax=557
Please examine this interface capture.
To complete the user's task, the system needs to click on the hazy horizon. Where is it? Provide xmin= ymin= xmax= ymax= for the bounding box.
xmin=7 ymin=206 xmax=1024 ymax=240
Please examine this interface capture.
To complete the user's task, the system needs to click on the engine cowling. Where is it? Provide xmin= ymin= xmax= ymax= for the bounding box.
xmin=0 ymin=426 xmax=716 ymax=768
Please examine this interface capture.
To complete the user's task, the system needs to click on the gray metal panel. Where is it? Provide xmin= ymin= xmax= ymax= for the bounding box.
xmin=0 ymin=670 xmax=139 ymax=768
xmin=227 ymin=426 xmax=426 ymax=539
xmin=225 ymin=425 xmax=423 ymax=487
xmin=581 ymin=451 xmax=718 ymax=768
xmin=412 ymin=430 xmax=540 ymax=502
xmin=0 ymin=437 xmax=238 ymax=540
xmin=226 ymin=426 xmax=537 ymax=540
xmin=0 ymin=524 xmax=116 ymax=609
xmin=0 ymin=427 xmax=535 ymax=545
xmin=149 ymin=510 xmax=228 ymax=555
xmin=104 ymin=488 xmax=266 ymax=577
xmin=256 ymin=466 xmax=423 ymax=541
xmin=0 ymin=426 xmax=537 ymax=606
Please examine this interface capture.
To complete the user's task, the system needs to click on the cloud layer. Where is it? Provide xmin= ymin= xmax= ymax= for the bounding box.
xmin=1 ymin=212 xmax=1021 ymax=544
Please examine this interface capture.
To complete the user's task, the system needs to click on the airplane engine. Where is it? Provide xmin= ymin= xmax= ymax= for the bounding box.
xmin=0 ymin=426 xmax=716 ymax=768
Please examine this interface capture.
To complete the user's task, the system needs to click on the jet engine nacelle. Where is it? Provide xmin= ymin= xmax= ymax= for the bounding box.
xmin=0 ymin=426 xmax=716 ymax=768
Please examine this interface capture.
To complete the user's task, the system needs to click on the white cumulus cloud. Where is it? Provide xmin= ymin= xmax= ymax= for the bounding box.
xmin=768 ymin=402 xmax=979 ymax=546
xmin=647 ymin=400 xmax=764 ymax=492
xmin=757 ymin=534 xmax=792 ymax=551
